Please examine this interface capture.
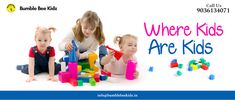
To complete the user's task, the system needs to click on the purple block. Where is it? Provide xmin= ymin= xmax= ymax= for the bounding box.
xmin=59 ymin=72 xmax=71 ymax=83
xmin=68 ymin=62 xmax=78 ymax=79
xmin=125 ymin=60 xmax=137 ymax=80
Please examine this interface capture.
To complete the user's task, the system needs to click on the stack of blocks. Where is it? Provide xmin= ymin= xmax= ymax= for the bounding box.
xmin=188 ymin=58 xmax=214 ymax=80
xmin=188 ymin=58 xmax=210 ymax=71
xmin=59 ymin=41 xmax=112 ymax=86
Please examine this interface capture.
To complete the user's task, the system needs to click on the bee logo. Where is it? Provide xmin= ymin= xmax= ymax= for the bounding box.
xmin=6 ymin=4 xmax=16 ymax=13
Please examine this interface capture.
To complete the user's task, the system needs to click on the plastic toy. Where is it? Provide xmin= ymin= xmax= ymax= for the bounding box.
xmin=105 ymin=46 xmax=123 ymax=60
xmin=126 ymin=60 xmax=137 ymax=80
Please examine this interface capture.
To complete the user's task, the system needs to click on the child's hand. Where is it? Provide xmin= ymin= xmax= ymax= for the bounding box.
xmin=48 ymin=75 xmax=58 ymax=82
xmin=134 ymin=71 xmax=139 ymax=79
xmin=108 ymin=50 xmax=115 ymax=57
xmin=65 ymin=42 xmax=73 ymax=51
xmin=26 ymin=76 xmax=36 ymax=82
xmin=76 ymin=51 xmax=80 ymax=58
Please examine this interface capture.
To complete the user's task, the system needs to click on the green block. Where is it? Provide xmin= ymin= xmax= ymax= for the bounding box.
xmin=78 ymin=80 xmax=83 ymax=86
xmin=189 ymin=60 xmax=196 ymax=65
xmin=89 ymin=78 xmax=96 ymax=86
xmin=78 ymin=61 xmax=90 ymax=70
xmin=205 ymin=62 xmax=210 ymax=67
xmin=176 ymin=70 xmax=182 ymax=76
xmin=178 ymin=64 xmax=183 ymax=69
xmin=199 ymin=58 xmax=206 ymax=64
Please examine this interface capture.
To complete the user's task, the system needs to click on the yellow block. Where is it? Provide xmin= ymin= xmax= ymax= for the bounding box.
xmin=88 ymin=53 xmax=98 ymax=69
xmin=80 ymin=73 xmax=94 ymax=77
xmin=192 ymin=65 xmax=198 ymax=70
xmin=77 ymin=65 xmax=82 ymax=72
xmin=93 ymin=65 xmax=99 ymax=72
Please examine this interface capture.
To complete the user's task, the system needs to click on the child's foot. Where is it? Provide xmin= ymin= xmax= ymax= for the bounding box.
xmin=16 ymin=65 xmax=22 ymax=70
xmin=48 ymin=76 xmax=58 ymax=82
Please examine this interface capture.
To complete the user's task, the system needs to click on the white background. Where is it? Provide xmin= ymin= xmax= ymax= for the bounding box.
xmin=0 ymin=0 xmax=234 ymax=90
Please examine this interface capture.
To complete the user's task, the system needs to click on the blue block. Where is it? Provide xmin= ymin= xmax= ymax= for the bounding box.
xmin=69 ymin=40 xmax=79 ymax=62
xmin=69 ymin=47 xmax=78 ymax=62
xmin=148 ymin=66 xmax=154 ymax=72
xmin=171 ymin=59 xmax=177 ymax=63
xmin=100 ymin=75 xmax=108 ymax=81
xmin=209 ymin=74 xmax=215 ymax=80
xmin=188 ymin=66 xmax=193 ymax=71
xmin=71 ymin=40 xmax=78 ymax=51
xmin=63 ymin=56 xmax=69 ymax=63
xmin=78 ymin=76 xmax=91 ymax=83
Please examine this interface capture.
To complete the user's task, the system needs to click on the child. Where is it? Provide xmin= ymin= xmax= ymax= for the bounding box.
xmin=17 ymin=26 xmax=61 ymax=82
xmin=59 ymin=10 xmax=105 ymax=61
xmin=101 ymin=34 xmax=139 ymax=78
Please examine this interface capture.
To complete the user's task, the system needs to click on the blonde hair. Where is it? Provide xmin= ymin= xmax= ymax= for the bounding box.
xmin=35 ymin=26 xmax=56 ymax=39
xmin=114 ymin=34 xmax=137 ymax=48
xmin=72 ymin=10 xmax=105 ymax=45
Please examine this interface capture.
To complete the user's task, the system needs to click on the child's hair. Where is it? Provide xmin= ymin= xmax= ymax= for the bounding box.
xmin=72 ymin=10 xmax=105 ymax=44
xmin=35 ymin=26 xmax=56 ymax=39
xmin=114 ymin=34 xmax=137 ymax=48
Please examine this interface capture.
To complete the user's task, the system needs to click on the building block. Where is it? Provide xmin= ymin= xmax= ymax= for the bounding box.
xmin=63 ymin=56 xmax=69 ymax=63
xmin=199 ymin=57 xmax=206 ymax=64
xmin=58 ymin=72 xmax=71 ymax=83
xmin=61 ymin=62 xmax=66 ymax=72
xmin=85 ymin=69 xmax=95 ymax=74
xmin=205 ymin=62 xmax=210 ymax=67
xmin=69 ymin=48 xmax=78 ymax=62
xmin=68 ymin=62 xmax=78 ymax=79
xmin=188 ymin=66 xmax=193 ymax=71
xmin=92 ymin=66 xmax=99 ymax=72
xmin=100 ymin=75 xmax=108 ymax=81
xmin=178 ymin=64 xmax=183 ymax=69
xmin=170 ymin=62 xmax=178 ymax=68
xmin=78 ymin=61 xmax=90 ymax=70
xmin=69 ymin=40 xmax=78 ymax=62
xmin=89 ymin=78 xmax=96 ymax=86
xmin=77 ymin=65 xmax=82 ymax=72
xmin=101 ymin=70 xmax=111 ymax=77
xmin=68 ymin=78 xmax=77 ymax=86
xmin=88 ymin=53 xmax=98 ymax=71
xmin=71 ymin=40 xmax=78 ymax=50
xmin=176 ymin=70 xmax=182 ymax=76
xmin=78 ymin=76 xmax=91 ymax=83
xmin=68 ymin=62 xmax=77 ymax=72
xmin=148 ymin=66 xmax=154 ymax=72
xmin=189 ymin=60 xmax=196 ymax=65
xmin=209 ymin=74 xmax=215 ymax=80
xmin=78 ymin=80 xmax=83 ymax=86
xmin=191 ymin=64 xmax=198 ymax=70
xmin=125 ymin=60 xmax=137 ymax=80
xmin=201 ymin=64 xmax=209 ymax=70
xmin=80 ymin=73 xmax=94 ymax=77
xmin=171 ymin=59 xmax=177 ymax=63
xmin=105 ymin=45 xmax=123 ymax=60
xmin=94 ymin=74 xmax=100 ymax=82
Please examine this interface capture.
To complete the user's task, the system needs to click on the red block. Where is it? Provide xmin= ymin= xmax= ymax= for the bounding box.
xmin=101 ymin=70 xmax=111 ymax=77
xmin=94 ymin=74 xmax=100 ymax=82
xmin=201 ymin=64 xmax=208 ymax=70
xmin=68 ymin=78 xmax=77 ymax=86
xmin=170 ymin=62 xmax=178 ymax=68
